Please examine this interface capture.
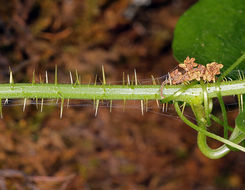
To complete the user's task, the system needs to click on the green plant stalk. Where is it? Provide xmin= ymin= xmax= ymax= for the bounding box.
xmin=174 ymin=102 xmax=245 ymax=158
xmin=192 ymin=104 xmax=245 ymax=159
xmin=216 ymin=88 xmax=229 ymax=139
xmin=218 ymin=52 xmax=245 ymax=82
xmin=192 ymin=104 xmax=229 ymax=159
xmin=0 ymin=79 xmax=244 ymax=102
xmin=1 ymin=69 xmax=244 ymax=159
xmin=210 ymin=114 xmax=233 ymax=132
xmin=200 ymin=80 xmax=211 ymax=126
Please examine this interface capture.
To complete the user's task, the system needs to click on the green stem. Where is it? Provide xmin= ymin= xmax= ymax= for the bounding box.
xmin=192 ymin=104 xmax=245 ymax=159
xmin=0 ymin=80 xmax=244 ymax=102
xmin=210 ymin=114 xmax=233 ymax=132
xmin=200 ymin=80 xmax=211 ymax=126
xmin=174 ymin=102 xmax=245 ymax=159
xmin=218 ymin=51 xmax=245 ymax=82
xmin=161 ymin=81 xmax=198 ymax=103
xmin=191 ymin=104 xmax=230 ymax=159
xmin=216 ymin=86 xmax=229 ymax=139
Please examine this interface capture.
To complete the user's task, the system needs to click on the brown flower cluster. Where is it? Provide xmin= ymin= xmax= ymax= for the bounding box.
xmin=168 ymin=56 xmax=223 ymax=84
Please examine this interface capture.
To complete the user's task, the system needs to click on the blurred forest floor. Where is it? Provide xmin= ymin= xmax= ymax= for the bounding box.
xmin=0 ymin=0 xmax=245 ymax=189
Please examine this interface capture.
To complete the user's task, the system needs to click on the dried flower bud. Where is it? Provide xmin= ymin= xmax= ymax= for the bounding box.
xmin=179 ymin=56 xmax=198 ymax=71
xmin=170 ymin=69 xmax=183 ymax=84
xmin=206 ymin=62 xmax=223 ymax=75
xmin=167 ymin=57 xmax=223 ymax=84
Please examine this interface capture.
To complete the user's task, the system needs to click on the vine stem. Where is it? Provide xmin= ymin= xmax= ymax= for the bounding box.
xmin=174 ymin=102 xmax=245 ymax=158
xmin=0 ymin=80 xmax=244 ymax=102
xmin=218 ymin=52 xmax=245 ymax=82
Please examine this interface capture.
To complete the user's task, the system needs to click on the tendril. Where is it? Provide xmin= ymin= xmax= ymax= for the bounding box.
xmin=216 ymin=81 xmax=229 ymax=139
xmin=174 ymin=101 xmax=245 ymax=159
xmin=200 ymin=80 xmax=211 ymax=126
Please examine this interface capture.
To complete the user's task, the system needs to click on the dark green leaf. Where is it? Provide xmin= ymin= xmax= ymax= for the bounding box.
xmin=173 ymin=0 xmax=245 ymax=71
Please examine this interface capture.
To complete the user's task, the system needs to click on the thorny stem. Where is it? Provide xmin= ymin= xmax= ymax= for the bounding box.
xmin=0 ymin=52 xmax=245 ymax=159
xmin=0 ymin=80 xmax=244 ymax=102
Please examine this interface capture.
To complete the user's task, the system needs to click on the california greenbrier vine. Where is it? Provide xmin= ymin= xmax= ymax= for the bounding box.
xmin=1 ymin=52 xmax=245 ymax=159
xmin=1 ymin=0 xmax=245 ymax=159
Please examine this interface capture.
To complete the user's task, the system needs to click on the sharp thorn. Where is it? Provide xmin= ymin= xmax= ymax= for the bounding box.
xmin=127 ymin=74 xmax=130 ymax=85
xmin=45 ymin=71 xmax=48 ymax=84
xmin=55 ymin=65 xmax=58 ymax=85
xmin=75 ymin=69 xmax=80 ymax=85
xmin=36 ymin=98 xmax=38 ymax=109
xmin=134 ymin=69 xmax=138 ymax=85
xmin=94 ymin=74 xmax=97 ymax=86
xmin=4 ymin=99 xmax=8 ymax=105
xmin=60 ymin=98 xmax=64 ymax=118
xmin=95 ymin=100 xmax=99 ymax=116
xmin=122 ymin=72 xmax=125 ymax=85
xmin=110 ymin=100 xmax=112 ymax=113
xmin=0 ymin=99 xmax=2 ymax=119
xmin=9 ymin=66 xmax=14 ymax=84
xmin=102 ymin=65 xmax=106 ymax=85
xmin=168 ymin=72 xmax=172 ymax=85
xmin=67 ymin=98 xmax=70 ymax=109
xmin=229 ymin=77 xmax=233 ymax=81
xmin=140 ymin=100 xmax=144 ymax=115
xmin=23 ymin=98 xmax=27 ymax=112
xmin=69 ymin=71 xmax=73 ymax=84
xmin=238 ymin=70 xmax=242 ymax=80
xmin=41 ymin=98 xmax=44 ymax=112
xmin=162 ymin=103 xmax=165 ymax=112
xmin=156 ymin=100 xmax=160 ymax=108
xmin=151 ymin=75 xmax=156 ymax=85
xmin=32 ymin=70 xmax=35 ymax=84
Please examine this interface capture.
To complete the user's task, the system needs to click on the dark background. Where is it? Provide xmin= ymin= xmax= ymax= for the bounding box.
xmin=0 ymin=0 xmax=244 ymax=189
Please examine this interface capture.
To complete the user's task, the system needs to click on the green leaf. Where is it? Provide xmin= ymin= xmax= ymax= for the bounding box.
xmin=173 ymin=0 xmax=245 ymax=71
xmin=236 ymin=111 xmax=245 ymax=134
